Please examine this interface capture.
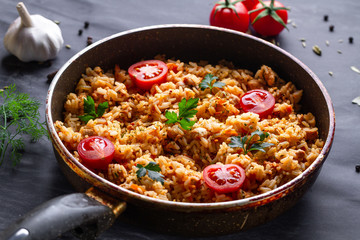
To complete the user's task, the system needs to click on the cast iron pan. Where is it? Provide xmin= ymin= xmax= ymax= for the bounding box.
xmin=0 ymin=25 xmax=335 ymax=240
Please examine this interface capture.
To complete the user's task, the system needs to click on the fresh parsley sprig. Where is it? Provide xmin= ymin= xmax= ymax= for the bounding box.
xmin=165 ymin=98 xmax=199 ymax=130
xmin=79 ymin=96 xmax=109 ymax=123
xmin=199 ymin=73 xmax=225 ymax=91
xmin=136 ymin=161 xmax=164 ymax=185
xmin=0 ymin=84 xmax=48 ymax=166
xmin=229 ymin=130 xmax=274 ymax=155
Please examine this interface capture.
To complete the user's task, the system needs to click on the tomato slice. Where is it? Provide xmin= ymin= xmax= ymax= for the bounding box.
xmin=239 ymin=89 xmax=275 ymax=118
xmin=128 ymin=60 xmax=168 ymax=90
xmin=77 ymin=136 xmax=115 ymax=170
xmin=203 ymin=164 xmax=246 ymax=194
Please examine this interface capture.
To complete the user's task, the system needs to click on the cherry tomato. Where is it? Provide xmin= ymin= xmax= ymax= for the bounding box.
xmin=240 ymin=89 xmax=275 ymax=118
xmin=242 ymin=0 xmax=259 ymax=11
xmin=77 ymin=136 xmax=115 ymax=170
xmin=203 ymin=164 xmax=246 ymax=194
xmin=209 ymin=0 xmax=249 ymax=33
xmin=250 ymin=0 xmax=288 ymax=36
xmin=128 ymin=60 xmax=168 ymax=90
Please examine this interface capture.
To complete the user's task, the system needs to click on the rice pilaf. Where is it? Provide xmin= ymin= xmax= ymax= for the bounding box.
xmin=54 ymin=56 xmax=323 ymax=203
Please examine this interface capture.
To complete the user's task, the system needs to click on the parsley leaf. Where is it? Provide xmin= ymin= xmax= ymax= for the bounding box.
xmin=178 ymin=98 xmax=198 ymax=119
xmin=229 ymin=130 xmax=273 ymax=155
xmin=136 ymin=165 xmax=147 ymax=178
xmin=164 ymin=111 xmax=178 ymax=124
xmin=248 ymin=142 xmax=274 ymax=153
xmin=97 ymin=101 xmax=109 ymax=117
xmin=136 ymin=162 xmax=164 ymax=185
xmin=179 ymin=118 xmax=196 ymax=131
xmin=0 ymin=84 xmax=48 ymax=166
xmin=78 ymin=114 xmax=94 ymax=123
xmin=83 ymin=95 xmax=96 ymax=115
xmin=229 ymin=135 xmax=247 ymax=150
xmin=165 ymin=98 xmax=198 ymax=130
xmin=79 ymin=96 xmax=109 ymax=123
xmin=199 ymin=74 xmax=225 ymax=91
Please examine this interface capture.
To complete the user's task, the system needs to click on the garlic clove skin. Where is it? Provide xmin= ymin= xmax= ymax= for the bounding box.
xmin=3 ymin=2 xmax=64 ymax=62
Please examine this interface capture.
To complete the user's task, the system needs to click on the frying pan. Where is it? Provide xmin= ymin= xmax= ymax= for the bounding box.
xmin=0 ymin=24 xmax=335 ymax=240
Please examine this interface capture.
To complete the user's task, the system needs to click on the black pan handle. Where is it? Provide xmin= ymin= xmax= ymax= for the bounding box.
xmin=0 ymin=193 xmax=119 ymax=240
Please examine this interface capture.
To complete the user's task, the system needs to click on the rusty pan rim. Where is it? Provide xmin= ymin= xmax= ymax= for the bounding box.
xmin=46 ymin=24 xmax=335 ymax=211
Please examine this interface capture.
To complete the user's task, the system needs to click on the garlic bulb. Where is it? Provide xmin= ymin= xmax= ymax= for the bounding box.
xmin=3 ymin=2 xmax=64 ymax=62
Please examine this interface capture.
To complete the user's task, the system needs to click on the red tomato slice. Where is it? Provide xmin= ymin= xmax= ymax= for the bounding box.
xmin=203 ymin=164 xmax=246 ymax=194
xmin=240 ymin=89 xmax=275 ymax=118
xmin=77 ymin=136 xmax=115 ymax=170
xmin=128 ymin=60 xmax=168 ymax=90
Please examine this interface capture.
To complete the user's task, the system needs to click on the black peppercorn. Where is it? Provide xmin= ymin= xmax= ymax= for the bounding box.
xmin=87 ymin=36 xmax=93 ymax=46
xmin=349 ymin=37 xmax=354 ymax=43
xmin=324 ymin=15 xmax=328 ymax=21
xmin=84 ymin=21 xmax=89 ymax=29
xmin=78 ymin=29 xmax=83 ymax=36
xmin=356 ymin=165 xmax=360 ymax=173
xmin=329 ymin=25 xmax=334 ymax=32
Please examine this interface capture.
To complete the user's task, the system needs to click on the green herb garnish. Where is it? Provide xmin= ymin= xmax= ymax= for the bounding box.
xmin=249 ymin=0 xmax=290 ymax=30
xmin=136 ymin=162 xmax=164 ymax=185
xmin=199 ymin=74 xmax=225 ymax=91
xmin=79 ymin=96 xmax=108 ymax=123
xmin=0 ymin=84 xmax=47 ymax=166
xmin=229 ymin=130 xmax=273 ymax=155
xmin=165 ymin=98 xmax=198 ymax=130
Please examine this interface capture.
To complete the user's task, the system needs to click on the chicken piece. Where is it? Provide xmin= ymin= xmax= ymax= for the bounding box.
xmin=247 ymin=79 xmax=265 ymax=90
xmin=254 ymin=65 xmax=277 ymax=86
xmin=304 ymin=128 xmax=318 ymax=141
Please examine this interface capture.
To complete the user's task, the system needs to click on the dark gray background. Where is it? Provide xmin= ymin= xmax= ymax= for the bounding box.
xmin=0 ymin=0 xmax=359 ymax=239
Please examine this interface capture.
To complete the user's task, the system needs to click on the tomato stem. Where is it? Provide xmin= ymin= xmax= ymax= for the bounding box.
xmin=249 ymin=0 xmax=290 ymax=30
xmin=213 ymin=0 xmax=244 ymax=20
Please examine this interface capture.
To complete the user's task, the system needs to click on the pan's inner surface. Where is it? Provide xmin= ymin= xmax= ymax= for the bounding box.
xmin=47 ymin=25 xmax=334 ymax=235
xmin=51 ymin=26 xmax=330 ymax=140
xmin=50 ymin=24 xmax=333 ymax=201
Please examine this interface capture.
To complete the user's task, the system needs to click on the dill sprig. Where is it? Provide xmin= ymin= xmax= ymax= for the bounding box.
xmin=0 ymin=84 xmax=47 ymax=166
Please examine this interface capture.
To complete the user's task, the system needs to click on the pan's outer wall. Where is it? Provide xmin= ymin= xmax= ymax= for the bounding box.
xmin=53 ymin=149 xmax=323 ymax=236
xmin=49 ymin=25 xmax=332 ymax=236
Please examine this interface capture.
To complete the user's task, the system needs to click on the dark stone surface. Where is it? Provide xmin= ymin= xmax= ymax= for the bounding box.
xmin=0 ymin=0 xmax=359 ymax=239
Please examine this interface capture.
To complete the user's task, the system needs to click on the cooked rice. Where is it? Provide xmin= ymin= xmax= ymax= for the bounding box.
xmin=54 ymin=55 xmax=323 ymax=203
